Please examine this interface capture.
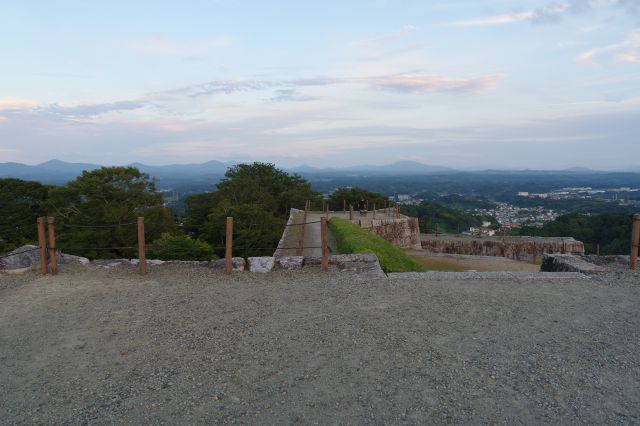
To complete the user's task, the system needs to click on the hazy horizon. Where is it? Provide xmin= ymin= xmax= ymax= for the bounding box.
xmin=1 ymin=1 xmax=639 ymax=170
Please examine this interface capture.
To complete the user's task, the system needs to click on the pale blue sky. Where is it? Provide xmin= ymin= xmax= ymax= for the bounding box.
xmin=1 ymin=0 xmax=639 ymax=169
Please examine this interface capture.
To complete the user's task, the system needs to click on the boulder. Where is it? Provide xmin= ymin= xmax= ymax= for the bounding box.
xmin=541 ymin=254 xmax=607 ymax=275
xmin=276 ymin=256 xmax=304 ymax=270
xmin=247 ymin=257 xmax=275 ymax=273
xmin=92 ymin=259 xmax=131 ymax=268
xmin=0 ymin=245 xmax=40 ymax=270
xmin=58 ymin=252 xmax=90 ymax=265
xmin=207 ymin=257 xmax=246 ymax=271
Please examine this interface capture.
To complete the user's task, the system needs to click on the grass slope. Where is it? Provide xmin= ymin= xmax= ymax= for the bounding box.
xmin=329 ymin=218 xmax=425 ymax=273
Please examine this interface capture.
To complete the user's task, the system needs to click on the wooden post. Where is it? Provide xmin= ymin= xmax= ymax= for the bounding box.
xmin=137 ymin=217 xmax=146 ymax=276
xmin=631 ymin=214 xmax=640 ymax=270
xmin=596 ymin=243 xmax=600 ymax=257
xmin=47 ymin=217 xmax=57 ymax=275
xmin=37 ymin=217 xmax=47 ymax=275
xmin=321 ymin=217 xmax=329 ymax=272
xmin=225 ymin=217 xmax=233 ymax=273
xmin=373 ymin=203 xmax=376 ymax=219
xmin=343 ymin=199 xmax=346 ymax=213
xmin=349 ymin=205 xmax=353 ymax=220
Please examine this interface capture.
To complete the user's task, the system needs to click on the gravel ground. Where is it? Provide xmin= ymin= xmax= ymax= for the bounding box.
xmin=1 ymin=263 xmax=639 ymax=424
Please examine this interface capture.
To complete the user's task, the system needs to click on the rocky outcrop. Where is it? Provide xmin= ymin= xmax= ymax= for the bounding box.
xmin=421 ymin=235 xmax=584 ymax=261
xmin=541 ymin=254 xmax=607 ymax=275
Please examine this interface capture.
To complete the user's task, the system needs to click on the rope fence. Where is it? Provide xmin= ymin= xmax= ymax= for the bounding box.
xmin=22 ymin=200 xmax=334 ymax=276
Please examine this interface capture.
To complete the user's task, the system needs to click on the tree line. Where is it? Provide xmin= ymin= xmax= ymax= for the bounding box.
xmin=1 ymin=162 xmax=387 ymax=260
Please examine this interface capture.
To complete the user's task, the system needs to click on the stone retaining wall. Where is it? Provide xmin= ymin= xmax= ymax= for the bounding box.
xmin=349 ymin=217 xmax=422 ymax=249
xmin=421 ymin=234 xmax=584 ymax=261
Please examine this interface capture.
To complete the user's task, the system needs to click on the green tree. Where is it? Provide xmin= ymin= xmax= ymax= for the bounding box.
xmin=519 ymin=212 xmax=634 ymax=255
xmin=200 ymin=204 xmax=286 ymax=258
xmin=0 ymin=179 xmax=49 ymax=253
xmin=401 ymin=201 xmax=489 ymax=234
xmin=147 ymin=233 xmax=215 ymax=261
xmin=187 ymin=163 xmax=321 ymax=257
xmin=183 ymin=192 xmax=218 ymax=237
xmin=45 ymin=167 xmax=177 ymax=258
xmin=216 ymin=162 xmax=322 ymax=214
xmin=327 ymin=187 xmax=388 ymax=211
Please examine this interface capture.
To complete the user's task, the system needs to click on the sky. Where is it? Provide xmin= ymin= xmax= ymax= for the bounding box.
xmin=0 ymin=0 xmax=639 ymax=170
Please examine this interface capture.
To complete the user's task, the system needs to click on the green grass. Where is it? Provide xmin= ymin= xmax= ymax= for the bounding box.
xmin=329 ymin=218 xmax=426 ymax=273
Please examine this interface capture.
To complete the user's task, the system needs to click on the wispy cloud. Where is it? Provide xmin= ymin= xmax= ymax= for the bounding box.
xmin=363 ymin=74 xmax=502 ymax=93
xmin=0 ymin=97 xmax=37 ymax=110
xmin=0 ymin=100 xmax=145 ymax=120
xmin=269 ymin=89 xmax=318 ymax=103
xmin=577 ymin=28 xmax=640 ymax=63
xmin=164 ymin=73 xmax=502 ymax=98
xmin=44 ymin=101 xmax=145 ymax=117
xmin=449 ymin=0 xmax=619 ymax=27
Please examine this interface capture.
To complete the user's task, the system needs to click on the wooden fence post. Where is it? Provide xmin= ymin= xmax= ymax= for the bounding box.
xmin=631 ymin=214 xmax=640 ymax=270
xmin=137 ymin=217 xmax=146 ymax=276
xmin=321 ymin=217 xmax=329 ymax=272
xmin=373 ymin=203 xmax=376 ymax=219
xmin=37 ymin=217 xmax=47 ymax=275
xmin=343 ymin=199 xmax=346 ymax=214
xmin=47 ymin=217 xmax=57 ymax=275
xmin=349 ymin=204 xmax=353 ymax=220
xmin=225 ymin=217 xmax=233 ymax=273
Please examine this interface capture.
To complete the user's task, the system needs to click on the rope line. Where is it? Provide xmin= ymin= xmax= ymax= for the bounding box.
xmin=61 ymin=223 xmax=136 ymax=229
xmin=55 ymin=246 xmax=137 ymax=251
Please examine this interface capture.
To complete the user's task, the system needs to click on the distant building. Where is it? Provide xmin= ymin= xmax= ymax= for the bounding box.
xmin=517 ymin=192 xmax=529 ymax=197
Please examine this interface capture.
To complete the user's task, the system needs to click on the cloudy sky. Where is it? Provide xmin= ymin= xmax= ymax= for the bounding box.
xmin=1 ymin=0 xmax=639 ymax=169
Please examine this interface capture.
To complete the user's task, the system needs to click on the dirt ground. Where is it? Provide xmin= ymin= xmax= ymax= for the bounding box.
xmin=407 ymin=252 xmax=541 ymax=272
xmin=1 ymin=263 xmax=639 ymax=424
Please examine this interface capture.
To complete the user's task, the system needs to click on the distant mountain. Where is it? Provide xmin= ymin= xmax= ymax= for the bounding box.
xmin=288 ymin=161 xmax=455 ymax=175
xmin=0 ymin=159 xmax=100 ymax=184
xmin=0 ymin=159 xmax=231 ymax=185
xmin=130 ymin=160 xmax=232 ymax=178
xmin=0 ymin=159 xmax=632 ymax=187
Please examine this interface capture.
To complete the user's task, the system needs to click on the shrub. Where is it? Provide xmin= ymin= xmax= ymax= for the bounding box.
xmin=147 ymin=233 xmax=216 ymax=261
xmin=328 ymin=218 xmax=425 ymax=273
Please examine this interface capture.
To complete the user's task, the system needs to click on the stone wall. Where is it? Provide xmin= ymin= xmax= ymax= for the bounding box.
xmin=421 ymin=234 xmax=584 ymax=261
xmin=350 ymin=217 xmax=422 ymax=249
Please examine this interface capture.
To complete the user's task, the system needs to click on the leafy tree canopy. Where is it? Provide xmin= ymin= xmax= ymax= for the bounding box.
xmin=147 ymin=233 xmax=215 ymax=261
xmin=45 ymin=167 xmax=177 ymax=258
xmin=200 ymin=204 xmax=286 ymax=258
xmin=0 ymin=179 xmax=49 ymax=253
xmin=215 ymin=162 xmax=321 ymax=216
xmin=401 ymin=201 xmax=496 ymax=234
xmin=518 ymin=212 xmax=634 ymax=255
